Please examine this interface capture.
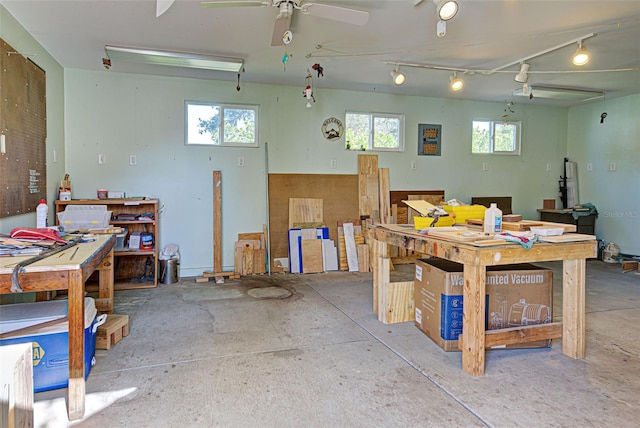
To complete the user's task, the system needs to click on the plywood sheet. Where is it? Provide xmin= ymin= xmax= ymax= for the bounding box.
xmin=1 ymin=38 xmax=47 ymax=218
xmin=358 ymin=154 xmax=379 ymax=219
xmin=289 ymin=198 xmax=323 ymax=229
xmin=301 ymin=239 xmax=323 ymax=273
xmin=268 ymin=174 xmax=359 ymax=271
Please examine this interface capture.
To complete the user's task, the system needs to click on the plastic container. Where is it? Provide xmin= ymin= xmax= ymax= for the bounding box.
xmin=0 ymin=298 xmax=105 ymax=392
xmin=115 ymin=227 xmax=128 ymax=251
xmin=36 ymin=199 xmax=48 ymax=228
xmin=483 ymin=203 xmax=503 ymax=234
xmin=442 ymin=204 xmax=487 ymax=224
xmin=602 ymin=242 xmax=620 ymax=263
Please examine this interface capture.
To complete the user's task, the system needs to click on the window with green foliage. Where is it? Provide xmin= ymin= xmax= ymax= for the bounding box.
xmin=185 ymin=101 xmax=258 ymax=147
xmin=472 ymin=120 xmax=521 ymax=154
xmin=345 ymin=112 xmax=404 ymax=151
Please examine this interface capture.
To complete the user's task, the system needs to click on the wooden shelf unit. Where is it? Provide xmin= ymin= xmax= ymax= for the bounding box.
xmin=55 ymin=198 xmax=159 ymax=289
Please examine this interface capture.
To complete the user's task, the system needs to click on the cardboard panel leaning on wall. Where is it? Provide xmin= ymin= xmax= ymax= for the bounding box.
xmin=268 ymin=174 xmax=359 ymax=270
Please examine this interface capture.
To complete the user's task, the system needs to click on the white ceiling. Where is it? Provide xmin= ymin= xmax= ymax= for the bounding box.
xmin=2 ymin=0 xmax=640 ymax=107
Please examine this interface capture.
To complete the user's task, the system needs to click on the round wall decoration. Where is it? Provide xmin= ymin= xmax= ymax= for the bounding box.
xmin=321 ymin=117 xmax=344 ymax=141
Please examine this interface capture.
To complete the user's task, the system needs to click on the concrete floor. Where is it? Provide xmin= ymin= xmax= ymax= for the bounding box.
xmin=35 ymin=260 xmax=640 ymax=427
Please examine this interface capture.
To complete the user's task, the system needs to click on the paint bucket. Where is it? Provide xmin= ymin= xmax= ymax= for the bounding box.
xmin=602 ymin=242 xmax=620 ymax=264
xmin=159 ymin=258 xmax=179 ymax=284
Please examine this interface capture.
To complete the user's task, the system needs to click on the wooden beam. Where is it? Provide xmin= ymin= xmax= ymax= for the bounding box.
xmin=461 ymin=262 xmax=486 ymax=376
xmin=213 ymin=171 xmax=222 ymax=273
xmin=378 ymin=168 xmax=390 ymax=224
xmin=457 ymin=322 xmax=563 ymax=350
xmin=563 ymin=258 xmax=586 ymax=359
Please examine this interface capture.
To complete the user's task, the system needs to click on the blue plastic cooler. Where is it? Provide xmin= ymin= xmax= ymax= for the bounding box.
xmin=0 ymin=297 xmax=105 ymax=392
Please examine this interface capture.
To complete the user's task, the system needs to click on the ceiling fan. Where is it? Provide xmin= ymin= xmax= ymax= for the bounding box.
xmin=199 ymin=0 xmax=370 ymax=46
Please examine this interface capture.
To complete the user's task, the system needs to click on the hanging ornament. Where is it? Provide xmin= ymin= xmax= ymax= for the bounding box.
xmin=303 ymin=69 xmax=315 ymax=108
xmin=312 ymin=63 xmax=324 ymax=78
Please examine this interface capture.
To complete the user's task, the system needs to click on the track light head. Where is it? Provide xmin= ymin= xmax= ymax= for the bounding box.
xmin=572 ymin=41 xmax=590 ymax=66
xmin=514 ymin=63 xmax=530 ymax=83
xmin=391 ymin=66 xmax=406 ymax=85
xmin=434 ymin=0 xmax=458 ymax=21
xmin=449 ymin=72 xmax=463 ymax=91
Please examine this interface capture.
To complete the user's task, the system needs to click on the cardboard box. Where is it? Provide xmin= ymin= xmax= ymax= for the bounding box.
xmin=414 ymin=258 xmax=553 ymax=351
xmin=0 ymin=298 xmax=103 ymax=392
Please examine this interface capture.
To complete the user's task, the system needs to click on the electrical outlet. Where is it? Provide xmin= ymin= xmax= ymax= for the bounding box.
xmin=129 ymin=154 xmax=137 ymax=166
xmin=330 ymin=159 xmax=337 ymax=169
xmin=609 ymin=162 xmax=616 ymax=171
xmin=238 ymin=157 xmax=245 ymax=167
xmin=482 ymin=162 xmax=488 ymax=171
xmin=546 ymin=163 xmax=551 ymax=172
xmin=411 ymin=161 xmax=416 ymax=170
xmin=98 ymin=153 xmax=106 ymax=165
xmin=586 ymin=163 xmax=593 ymax=171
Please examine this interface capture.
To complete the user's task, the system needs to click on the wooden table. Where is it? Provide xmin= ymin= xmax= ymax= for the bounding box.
xmin=0 ymin=234 xmax=115 ymax=420
xmin=368 ymin=224 xmax=597 ymax=376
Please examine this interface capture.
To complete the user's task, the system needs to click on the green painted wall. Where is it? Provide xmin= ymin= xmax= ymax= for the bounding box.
xmin=63 ymin=70 xmax=569 ymax=274
xmin=567 ymin=94 xmax=640 ymax=255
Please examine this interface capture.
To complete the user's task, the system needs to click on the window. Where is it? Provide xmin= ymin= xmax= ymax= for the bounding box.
xmin=472 ymin=120 xmax=521 ymax=155
xmin=345 ymin=112 xmax=404 ymax=151
xmin=186 ymin=101 xmax=258 ymax=147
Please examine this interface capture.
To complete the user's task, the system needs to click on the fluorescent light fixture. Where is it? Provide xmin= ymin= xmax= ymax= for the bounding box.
xmin=449 ymin=72 xmax=463 ymax=91
xmin=434 ymin=0 xmax=458 ymax=21
xmin=513 ymin=85 xmax=604 ymax=101
xmin=572 ymin=41 xmax=590 ymax=66
xmin=104 ymin=45 xmax=244 ymax=72
xmin=391 ymin=65 xmax=406 ymax=85
xmin=514 ymin=63 xmax=530 ymax=83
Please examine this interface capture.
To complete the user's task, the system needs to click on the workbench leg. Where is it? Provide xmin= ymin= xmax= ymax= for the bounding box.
xmin=98 ymin=249 xmax=114 ymax=314
xmin=67 ymin=269 xmax=85 ymax=421
xmin=461 ymin=262 xmax=486 ymax=376
xmin=562 ymin=258 xmax=586 ymax=359
xmin=372 ymin=239 xmax=388 ymax=315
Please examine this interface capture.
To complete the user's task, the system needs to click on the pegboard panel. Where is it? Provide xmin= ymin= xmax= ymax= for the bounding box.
xmin=0 ymin=38 xmax=47 ymax=218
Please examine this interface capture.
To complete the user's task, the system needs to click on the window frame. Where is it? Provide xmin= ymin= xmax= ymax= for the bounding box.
xmin=185 ymin=100 xmax=259 ymax=147
xmin=345 ymin=111 xmax=405 ymax=152
xmin=471 ymin=119 xmax=521 ymax=155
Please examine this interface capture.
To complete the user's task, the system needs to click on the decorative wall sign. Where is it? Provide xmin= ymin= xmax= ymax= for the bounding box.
xmin=322 ymin=117 xmax=344 ymax=141
xmin=418 ymin=123 xmax=441 ymax=156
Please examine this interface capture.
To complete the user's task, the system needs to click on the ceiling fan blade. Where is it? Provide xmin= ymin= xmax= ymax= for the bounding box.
xmin=156 ymin=0 xmax=175 ymax=17
xmin=271 ymin=15 xmax=291 ymax=46
xmin=301 ymin=3 xmax=369 ymax=26
xmin=200 ymin=0 xmax=270 ymax=8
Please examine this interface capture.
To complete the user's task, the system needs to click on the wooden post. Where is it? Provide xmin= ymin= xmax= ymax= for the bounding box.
xmin=461 ymin=262 xmax=486 ymax=376
xmin=563 ymin=258 xmax=586 ymax=358
xmin=213 ymin=171 xmax=222 ymax=273
xmin=67 ymin=269 xmax=85 ymax=420
xmin=97 ymin=249 xmax=114 ymax=314
xmin=378 ymin=167 xmax=390 ymax=224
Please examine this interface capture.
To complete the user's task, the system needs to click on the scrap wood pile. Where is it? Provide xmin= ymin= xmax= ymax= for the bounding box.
xmin=234 ymin=227 xmax=268 ymax=276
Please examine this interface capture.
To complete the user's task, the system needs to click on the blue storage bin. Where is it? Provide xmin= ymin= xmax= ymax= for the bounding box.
xmin=0 ymin=297 xmax=106 ymax=392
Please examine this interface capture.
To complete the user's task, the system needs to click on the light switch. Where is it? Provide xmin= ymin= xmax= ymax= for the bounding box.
xmin=98 ymin=154 xmax=106 ymax=165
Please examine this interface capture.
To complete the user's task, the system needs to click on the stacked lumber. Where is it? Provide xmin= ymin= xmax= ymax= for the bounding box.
xmin=234 ymin=228 xmax=267 ymax=276
xmin=337 ymin=220 xmax=368 ymax=272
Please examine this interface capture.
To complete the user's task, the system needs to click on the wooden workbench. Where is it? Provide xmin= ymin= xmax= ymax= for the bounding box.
xmin=368 ymin=224 xmax=597 ymax=376
xmin=0 ymin=234 xmax=115 ymax=421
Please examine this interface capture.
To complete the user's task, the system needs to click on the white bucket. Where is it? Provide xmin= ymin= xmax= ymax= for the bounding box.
xmin=602 ymin=242 xmax=620 ymax=263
